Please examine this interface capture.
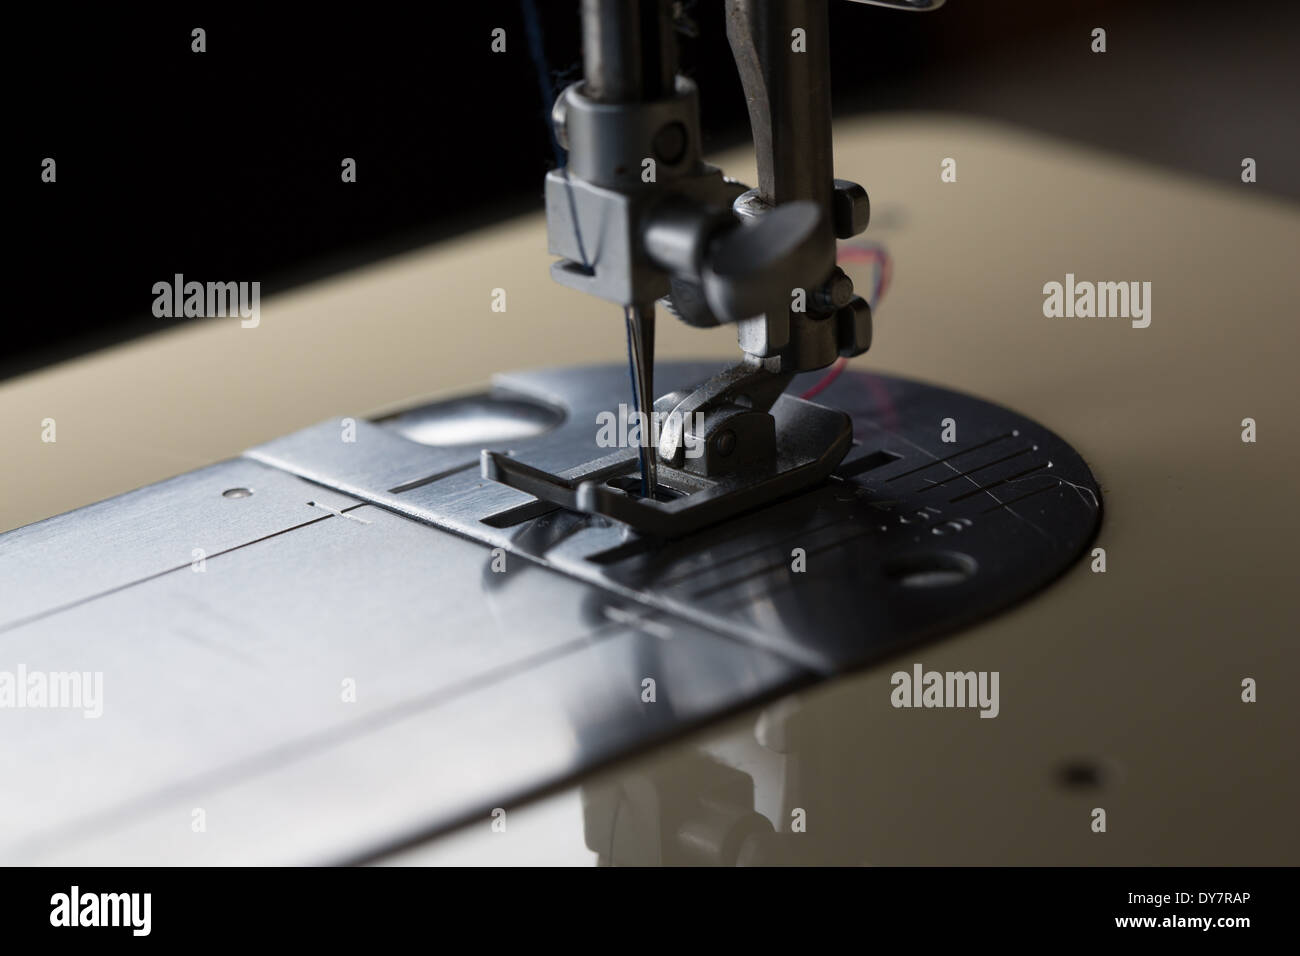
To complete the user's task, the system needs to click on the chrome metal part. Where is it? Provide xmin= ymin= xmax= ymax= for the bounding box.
xmin=540 ymin=0 xmax=900 ymax=522
xmin=249 ymin=361 xmax=1103 ymax=673
xmin=0 ymin=362 xmax=1101 ymax=864
xmin=483 ymin=389 xmax=852 ymax=538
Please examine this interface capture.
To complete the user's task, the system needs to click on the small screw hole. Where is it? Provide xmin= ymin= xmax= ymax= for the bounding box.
xmin=1057 ymin=759 xmax=1106 ymax=790
xmin=222 ymin=487 xmax=253 ymax=499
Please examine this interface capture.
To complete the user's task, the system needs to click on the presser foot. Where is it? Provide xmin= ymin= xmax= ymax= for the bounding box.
xmin=482 ymin=393 xmax=851 ymax=538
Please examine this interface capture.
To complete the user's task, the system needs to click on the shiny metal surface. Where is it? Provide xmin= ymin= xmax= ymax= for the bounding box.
xmin=0 ymin=362 xmax=1098 ymax=864
xmin=251 ymin=363 xmax=1102 ymax=672
xmin=0 ymin=502 xmax=801 ymax=864
xmin=0 ymin=459 xmax=358 ymax=632
xmin=383 ymin=392 xmax=564 ymax=447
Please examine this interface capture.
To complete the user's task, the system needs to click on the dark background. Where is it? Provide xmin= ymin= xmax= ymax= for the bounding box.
xmin=12 ymin=0 xmax=1298 ymax=379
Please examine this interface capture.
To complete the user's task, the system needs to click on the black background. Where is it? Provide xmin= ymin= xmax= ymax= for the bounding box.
xmin=3 ymin=865 xmax=1279 ymax=940
xmin=12 ymin=0 xmax=1299 ymax=378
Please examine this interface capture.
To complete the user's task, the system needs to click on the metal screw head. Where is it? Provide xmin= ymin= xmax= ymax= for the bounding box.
xmin=551 ymin=84 xmax=577 ymax=151
xmin=835 ymin=295 xmax=873 ymax=357
xmin=831 ymin=179 xmax=870 ymax=239
xmin=714 ymin=430 xmax=737 ymax=457
xmin=815 ymin=270 xmax=855 ymax=312
xmin=652 ymin=122 xmax=688 ymax=165
xmin=222 ymin=487 xmax=253 ymax=498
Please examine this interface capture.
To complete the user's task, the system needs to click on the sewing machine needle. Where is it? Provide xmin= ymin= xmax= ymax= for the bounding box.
xmin=623 ymin=303 xmax=657 ymax=500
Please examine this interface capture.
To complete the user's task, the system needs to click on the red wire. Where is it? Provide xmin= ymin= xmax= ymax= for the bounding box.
xmin=799 ymin=356 xmax=847 ymax=400
xmin=798 ymin=242 xmax=891 ymax=400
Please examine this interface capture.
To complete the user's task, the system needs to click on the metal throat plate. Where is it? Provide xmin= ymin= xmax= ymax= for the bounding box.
xmin=251 ymin=361 xmax=1103 ymax=674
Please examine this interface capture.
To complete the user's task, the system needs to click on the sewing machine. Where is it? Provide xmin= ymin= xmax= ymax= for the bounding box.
xmin=0 ymin=0 xmax=1115 ymax=865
